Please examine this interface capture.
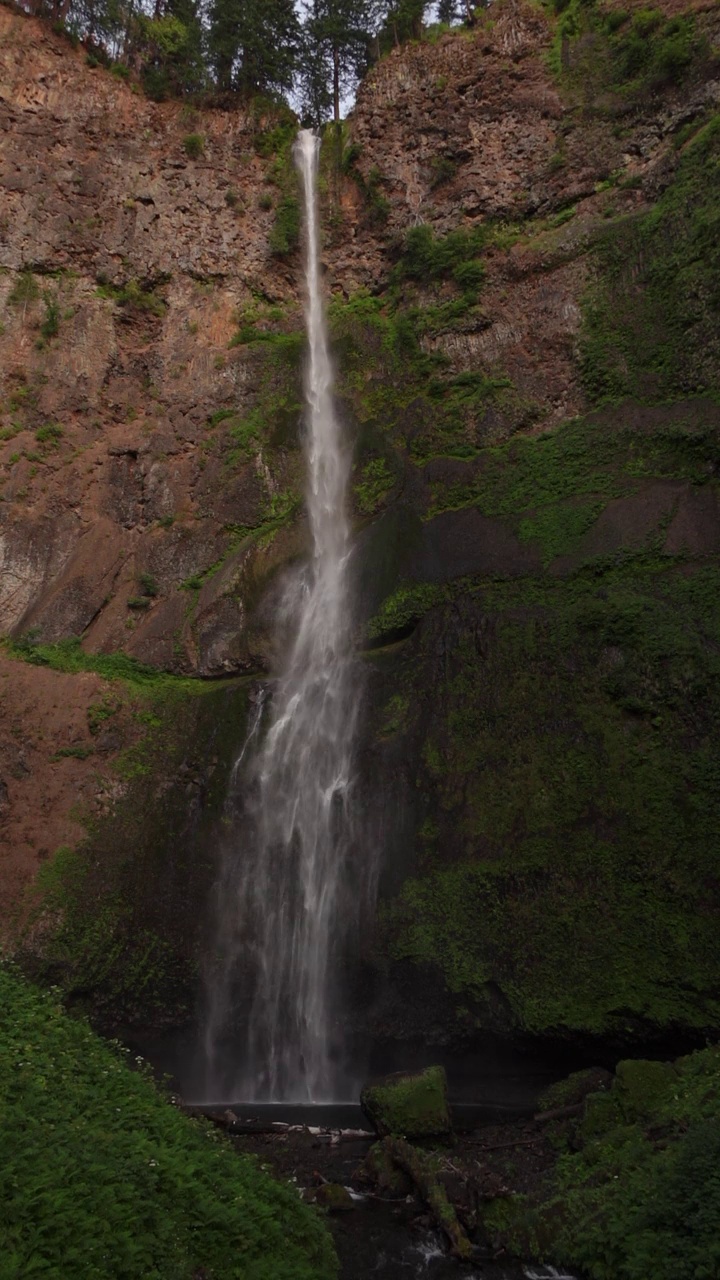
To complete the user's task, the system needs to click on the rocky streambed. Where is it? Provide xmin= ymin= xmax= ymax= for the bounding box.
xmin=189 ymin=1065 xmax=586 ymax=1280
xmin=209 ymin=1107 xmax=567 ymax=1280
xmin=190 ymin=1047 xmax=720 ymax=1280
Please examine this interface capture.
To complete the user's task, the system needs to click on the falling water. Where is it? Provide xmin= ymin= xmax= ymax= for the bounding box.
xmin=203 ymin=129 xmax=361 ymax=1102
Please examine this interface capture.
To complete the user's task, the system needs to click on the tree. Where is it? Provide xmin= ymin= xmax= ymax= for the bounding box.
xmin=299 ymin=0 xmax=383 ymax=125
xmin=208 ymin=0 xmax=300 ymax=96
xmin=436 ymin=0 xmax=460 ymax=22
xmin=137 ymin=0 xmax=207 ymax=98
xmin=378 ymin=0 xmax=427 ymax=51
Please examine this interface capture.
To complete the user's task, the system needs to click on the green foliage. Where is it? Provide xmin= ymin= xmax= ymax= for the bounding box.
xmin=52 ymin=744 xmax=95 ymax=760
xmin=39 ymin=291 xmax=60 ymax=343
xmin=393 ymin=223 xmax=486 ymax=291
xmin=0 ymin=966 xmax=337 ymax=1280
xmin=182 ymin=131 xmax=204 ymax=157
xmin=35 ymin=423 xmax=63 ymax=445
xmin=4 ymin=635 xmax=196 ymax=692
xmin=544 ymin=1049 xmax=720 ymax=1280
xmin=579 ymin=115 xmax=720 ymax=405
xmin=269 ymin=192 xmax=301 ymax=255
xmin=354 ymin=456 xmax=394 ymax=514
xmin=208 ymin=0 xmax=300 ymax=94
xmin=7 ymin=270 xmax=39 ymax=308
xmin=96 ymin=279 xmax=168 ymax=317
xmin=137 ymin=572 xmax=159 ymax=597
xmin=548 ymin=0 xmax=707 ymax=96
xmin=379 ymin=555 xmax=720 ymax=1038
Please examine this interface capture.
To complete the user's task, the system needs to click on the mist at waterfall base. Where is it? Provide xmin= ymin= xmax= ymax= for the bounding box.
xmin=200 ymin=129 xmax=373 ymax=1105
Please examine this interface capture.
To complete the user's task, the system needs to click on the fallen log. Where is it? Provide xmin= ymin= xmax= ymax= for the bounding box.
xmin=381 ymin=1136 xmax=473 ymax=1261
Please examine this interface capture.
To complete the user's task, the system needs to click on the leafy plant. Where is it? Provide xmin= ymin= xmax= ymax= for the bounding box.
xmin=0 ymin=967 xmax=337 ymax=1280
xmin=183 ymin=132 xmax=204 ymax=157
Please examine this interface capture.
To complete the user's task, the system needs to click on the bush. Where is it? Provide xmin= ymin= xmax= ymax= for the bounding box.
xmin=269 ymin=193 xmax=301 ymax=256
xmin=548 ymin=1049 xmax=720 ymax=1280
xmin=35 ymin=423 xmax=63 ymax=444
xmin=393 ymin=224 xmax=486 ymax=292
xmin=39 ymin=291 xmax=60 ymax=342
xmin=0 ymin=967 xmax=337 ymax=1280
xmin=8 ymin=270 xmax=39 ymax=307
xmin=183 ymin=133 xmax=204 ymax=158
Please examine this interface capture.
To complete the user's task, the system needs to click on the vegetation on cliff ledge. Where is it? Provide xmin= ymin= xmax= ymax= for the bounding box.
xmin=0 ymin=967 xmax=336 ymax=1280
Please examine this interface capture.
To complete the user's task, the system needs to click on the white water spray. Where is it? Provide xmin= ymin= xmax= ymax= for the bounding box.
xmin=203 ymin=129 xmax=361 ymax=1102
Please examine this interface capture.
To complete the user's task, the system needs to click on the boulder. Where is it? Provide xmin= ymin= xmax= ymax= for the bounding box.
xmin=360 ymin=1066 xmax=452 ymax=1140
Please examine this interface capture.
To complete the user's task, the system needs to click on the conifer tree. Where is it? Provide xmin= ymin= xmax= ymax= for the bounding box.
xmin=300 ymin=0 xmax=383 ymax=125
xmin=208 ymin=0 xmax=300 ymax=96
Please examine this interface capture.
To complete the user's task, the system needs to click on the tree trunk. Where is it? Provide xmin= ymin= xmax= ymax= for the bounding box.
xmin=333 ymin=43 xmax=340 ymax=125
xmin=381 ymin=1137 xmax=474 ymax=1261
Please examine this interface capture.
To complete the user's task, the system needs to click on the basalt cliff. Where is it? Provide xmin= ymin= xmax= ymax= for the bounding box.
xmin=1 ymin=0 xmax=720 ymax=1066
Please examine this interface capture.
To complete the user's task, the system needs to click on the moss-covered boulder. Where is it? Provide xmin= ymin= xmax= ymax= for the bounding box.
xmin=314 ymin=1182 xmax=355 ymax=1213
xmin=360 ymin=1066 xmax=452 ymax=1139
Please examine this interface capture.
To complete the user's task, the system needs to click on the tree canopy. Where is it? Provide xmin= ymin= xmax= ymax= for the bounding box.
xmin=23 ymin=0 xmax=471 ymax=112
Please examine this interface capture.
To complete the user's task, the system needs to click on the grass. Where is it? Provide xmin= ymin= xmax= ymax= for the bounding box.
xmin=3 ymin=635 xmax=200 ymax=693
xmin=0 ymin=966 xmax=337 ymax=1280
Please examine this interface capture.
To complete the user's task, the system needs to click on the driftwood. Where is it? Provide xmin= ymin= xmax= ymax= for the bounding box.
xmin=381 ymin=1136 xmax=473 ymax=1261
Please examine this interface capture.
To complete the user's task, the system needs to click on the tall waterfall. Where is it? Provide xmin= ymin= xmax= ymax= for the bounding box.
xmin=203 ymin=129 xmax=361 ymax=1102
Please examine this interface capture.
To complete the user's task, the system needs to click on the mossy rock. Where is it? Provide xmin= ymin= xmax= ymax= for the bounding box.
xmin=613 ymin=1057 xmax=677 ymax=1122
xmin=314 ymin=1183 xmax=355 ymax=1213
xmin=361 ymin=1141 xmax=413 ymax=1196
xmin=538 ymin=1067 xmax=613 ymax=1113
xmin=360 ymin=1066 xmax=452 ymax=1139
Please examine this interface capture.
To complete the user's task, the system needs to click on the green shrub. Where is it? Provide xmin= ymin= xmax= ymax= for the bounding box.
xmin=0 ymin=967 xmax=337 ymax=1280
xmin=183 ymin=133 xmax=204 ymax=158
xmin=97 ymin=279 xmax=167 ymax=317
xmin=52 ymin=744 xmax=94 ymax=760
xmin=35 ymin=423 xmax=63 ymax=445
xmin=137 ymin=572 xmax=159 ymax=597
xmin=548 ymin=1051 xmax=720 ymax=1280
xmin=39 ymin=291 xmax=60 ymax=342
xmin=393 ymin=224 xmax=486 ymax=292
xmin=269 ymin=193 xmax=301 ymax=256
xmin=7 ymin=271 xmax=39 ymax=307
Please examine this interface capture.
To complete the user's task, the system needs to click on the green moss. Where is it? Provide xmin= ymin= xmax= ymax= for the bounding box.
xmin=269 ymin=193 xmax=301 ymax=256
xmin=367 ymin=583 xmax=447 ymax=643
xmin=377 ymin=559 xmax=720 ymax=1040
xmin=354 ymin=456 xmax=394 ymax=515
xmin=578 ymin=115 xmax=720 ymax=406
xmin=21 ymin=679 xmax=251 ymax=1029
xmin=361 ymin=1066 xmax=451 ymax=1139
xmin=182 ymin=132 xmax=204 ymax=157
xmin=96 ymin=279 xmax=167 ymax=317
xmin=535 ymin=1048 xmax=720 ymax=1280
xmin=0 ymin=966 xmax=336 ymax=1280
xmin=547 ymin=0 xmax=708 ymax=101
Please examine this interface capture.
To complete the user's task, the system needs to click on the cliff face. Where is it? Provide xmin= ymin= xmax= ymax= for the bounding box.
xmin=2 ymin=0 xmax=720 ymax=1055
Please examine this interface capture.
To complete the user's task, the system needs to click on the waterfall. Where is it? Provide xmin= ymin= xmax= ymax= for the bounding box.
xmin=203 ymin=129 xmax=361 ymax=1103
